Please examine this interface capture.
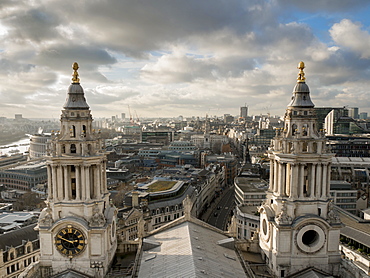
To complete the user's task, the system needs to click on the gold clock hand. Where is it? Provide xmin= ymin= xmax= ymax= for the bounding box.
xmin=57 ymin=235 xmax=74 ymax=244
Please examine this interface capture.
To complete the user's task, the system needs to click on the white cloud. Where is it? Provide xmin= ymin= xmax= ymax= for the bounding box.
xmin=330 ymin=19 xmax=370 ymax=58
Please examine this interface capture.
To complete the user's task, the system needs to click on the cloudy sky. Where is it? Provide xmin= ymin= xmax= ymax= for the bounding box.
xmin=1 ymin=0 xmax=370 ymax=119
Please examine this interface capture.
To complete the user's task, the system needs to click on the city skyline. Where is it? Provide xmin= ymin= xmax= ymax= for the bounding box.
xmin=1 ymin=1 xmax=370 ymax=118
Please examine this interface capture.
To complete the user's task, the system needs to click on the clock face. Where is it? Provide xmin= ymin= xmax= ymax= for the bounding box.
xmin=55 ymin=225 xmax=86 ymax=257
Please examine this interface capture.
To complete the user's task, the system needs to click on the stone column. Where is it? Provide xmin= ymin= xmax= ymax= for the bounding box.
xmin=278 ymin=163 xmax=285 ymax=196
xmin=310 ymin=163 xmax=316 ymax=198
xmin=316 ymin=164 xmax=322 ymax=197
xmin=299 ymin=164 xmax=305 ymax=198
xmin=273 ymin=160 xmax=278 ymax=193
xmin=76 ymin=165 xmax=81 ymax=200
xmin=94 ymin=165 xmax=99 ymax=199
xmin=269 ymin=160 xmax=274 ymax=191
xmin=52 ymin=166 xmax=57 ymax=201
xmin=326 ymin=163 xmax=332 ymax=196
xmin=85 ymin=166 xmax=90 ymax=200
xmin=63 ymin=166 xmax=69 ymax=201
xmin=102 ymin=160 xmax=108 ymax=193
xmin=290 ymin=164 xmax=299 ymax=198
xmin=97 ymin=164 xmax=102 ymax=197
xmin=47 ymin=165 xmax=52 ymax=199
xmin=321 ymin=163 xmax=328 ymax=198
xmin=57 ymin=165 xmax=63 ymax=201
xmin=81 ymin=165 xmax=86 ymax=200
xmin=285 ymin=163 xmax=290 ymax=196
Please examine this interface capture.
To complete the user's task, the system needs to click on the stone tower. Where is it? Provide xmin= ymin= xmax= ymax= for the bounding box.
xmin=37 ymin=63 xmax=117 ymax=277
xmin=259 ymin=62 xmax=342 ymax=277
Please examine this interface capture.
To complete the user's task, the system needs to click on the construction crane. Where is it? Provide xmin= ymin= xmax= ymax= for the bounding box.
xmin=135 ymin=110 xmax=140 ymax=123
xmin=127 ymin=105 xmax=133 ymax=124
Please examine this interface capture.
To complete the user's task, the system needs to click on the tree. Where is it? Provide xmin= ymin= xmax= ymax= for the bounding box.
xmin=13 ymin=192 xmax=44 ymax=211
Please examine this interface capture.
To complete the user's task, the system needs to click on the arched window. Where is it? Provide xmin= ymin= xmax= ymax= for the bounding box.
xmin=292 ymin=124 xmax=297 ymax=136
xmin=71 ymin=144 xmax=76 ymax=153
xmin=302 ymin=124 xmax=308 ymax=136
xmin=313 ymin=143 xmax=317 ymax=152
xmin=70 ymin=125 xmax=76 ymax=138
xmin=302 ymin=142 xmax=308 ymax=152
xmin=62 ymin=145 xmax=66 ymax=154
xmin=82 ymin=125 xmax=87 ymax=137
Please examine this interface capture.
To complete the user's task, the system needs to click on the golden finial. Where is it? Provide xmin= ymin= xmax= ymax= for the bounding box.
xmin=297 ymin=61 xmax=305 ymax=83
xmin=72 ymin=62 xmax=80 ymax=83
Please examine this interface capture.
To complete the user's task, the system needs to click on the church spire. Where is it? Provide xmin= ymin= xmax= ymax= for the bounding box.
xmin=63 ymin=62 xmax=89 ymax=110
xmin=288 ymin=61 xmax=314 ymax=108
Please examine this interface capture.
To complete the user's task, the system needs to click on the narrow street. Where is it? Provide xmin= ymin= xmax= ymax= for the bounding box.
xmin=206 ymin=186 xmax=235 ymax=230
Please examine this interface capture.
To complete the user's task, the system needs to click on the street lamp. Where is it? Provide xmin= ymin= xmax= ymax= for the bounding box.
xmin=90 ymin=261 xmax=104 ymax=278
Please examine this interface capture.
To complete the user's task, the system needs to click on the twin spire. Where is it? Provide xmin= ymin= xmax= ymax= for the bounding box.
xmin=70 ymin=60 xmax=307 ymax=84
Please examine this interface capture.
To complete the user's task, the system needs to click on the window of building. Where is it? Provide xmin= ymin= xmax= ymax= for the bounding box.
xmin=71 ymin=125 xmax=76 ymax=138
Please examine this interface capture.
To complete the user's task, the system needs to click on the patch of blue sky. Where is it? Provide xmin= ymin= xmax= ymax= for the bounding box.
xmin=278 ymin=5 xmax=370 ymax=44
xmin=185 ymin=53 xmax=206 ymax=59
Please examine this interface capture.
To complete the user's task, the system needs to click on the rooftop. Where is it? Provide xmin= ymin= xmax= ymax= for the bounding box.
xmin=146 ymin=180 xmax=177 ymax=192
xmin=140 ymin=180 xmax=185 ymax=196
xmin=235 ymin=177 xmax=268 ymax=193
xmin=332 ymin=157 xmax=370 ymax=165
xmin=337 ymin=207 xmax=370 ymax=247
xmin=0 ymin=223 xmax=38 ymax=250
xmin=0 ymin=212 xmax=38 ymax=225
xmin=138 ymin=221 xmax=246 ymax=278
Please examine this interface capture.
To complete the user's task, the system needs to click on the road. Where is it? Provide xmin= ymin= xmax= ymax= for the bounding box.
xmin=207 ymin=186 xmax=235 ymax=230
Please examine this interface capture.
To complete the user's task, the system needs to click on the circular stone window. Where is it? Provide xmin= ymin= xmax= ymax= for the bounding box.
xmin=302 ymin=230 xmax=318 ymax=246
xmin=262 ymin=219 xmax=268 ymax=235
xmin=296 ymin=224 xmax=326 ymax=254
xmin=260 ymin=213 xmax=270 ymax=242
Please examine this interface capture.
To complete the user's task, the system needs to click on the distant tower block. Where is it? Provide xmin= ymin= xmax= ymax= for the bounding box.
xmin=259 ymin=62 xmax=342 ymax=277
xmin=240 ymin=105 xmax=248 ymax=118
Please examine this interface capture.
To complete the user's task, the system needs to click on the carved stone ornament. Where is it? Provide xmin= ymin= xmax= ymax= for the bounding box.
xmin=327 ymin=201 xmax=341 ymax=224
xmin=275 ymin=201 xmax=292 ymax=225
xmin=89 ymin=202 xmax=106 ymax=227
xmin=39 ymin=201 xmax=53 ymax=226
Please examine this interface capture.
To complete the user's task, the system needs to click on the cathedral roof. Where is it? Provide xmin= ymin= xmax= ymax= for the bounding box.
xmin=63 ymin=62 xmax=90 ymax=110
xmin=137 ymin=220 xmax=245 ymax=278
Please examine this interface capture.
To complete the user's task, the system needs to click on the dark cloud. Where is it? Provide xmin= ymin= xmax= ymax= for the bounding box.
xmin=3 ymin=8 xmax=61 ymax=42
xmin=279 ymin=0 xmax=370 ymax=12
xmin=0 ymin=0 xmax=370 ymax=117
xmin=35 ymin=44 xmax=116 ymax=73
